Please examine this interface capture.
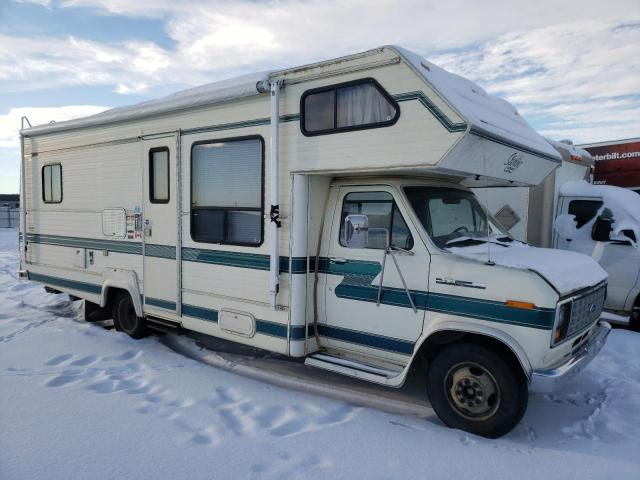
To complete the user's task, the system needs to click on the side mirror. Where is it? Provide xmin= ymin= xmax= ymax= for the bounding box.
xmin=343 ymin=214 xmax=369 ymax=249
xmin=591 ymin=216 xmax=612 ymax=242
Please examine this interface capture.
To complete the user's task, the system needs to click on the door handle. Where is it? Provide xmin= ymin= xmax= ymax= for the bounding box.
xmin=329 ymin=257 xmax=347 ymax=264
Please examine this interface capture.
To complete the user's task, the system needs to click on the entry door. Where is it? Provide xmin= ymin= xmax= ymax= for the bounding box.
xmin=142 ymin=135 xmax=179 ymax=316
xmin=320 ymin=185 xmax=428 ymax=363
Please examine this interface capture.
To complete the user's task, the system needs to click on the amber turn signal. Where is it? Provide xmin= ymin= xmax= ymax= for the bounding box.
xmin=505 ymin=300 xmax=536 ymax=310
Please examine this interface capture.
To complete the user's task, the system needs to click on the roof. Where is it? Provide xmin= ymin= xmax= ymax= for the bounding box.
xmin=21 ymin=72 xmax=269 ymax=137
xmin=393 ymin=46 xmax=559 ymax=161
xmin=19 ymin=45 xmax=559 ymax=164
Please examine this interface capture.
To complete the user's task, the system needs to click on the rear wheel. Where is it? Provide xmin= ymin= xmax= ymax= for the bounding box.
xmin=630 ymin=308 xmax=640 ymax=332
xmin=426 ymin=343 xmax=528 ymax=438
xmin=112 ymin=292 xmax=149 ymax=339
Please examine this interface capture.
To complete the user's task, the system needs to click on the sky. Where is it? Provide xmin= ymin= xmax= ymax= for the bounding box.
xmin=1 ymin=0 xmax=639 ymax=193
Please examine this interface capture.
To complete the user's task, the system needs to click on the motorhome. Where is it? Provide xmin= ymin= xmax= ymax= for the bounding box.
xmin=19 ymin=46 xmax=610 ymax=438
xmin=555 ymin=181 xmax=640 ymax=330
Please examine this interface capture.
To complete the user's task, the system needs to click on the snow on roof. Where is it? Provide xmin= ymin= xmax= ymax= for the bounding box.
xmin=394 ymin=46 xmax=560 ymax=161
xmin=20 ymin=71 xmax=270 ymax=136
xmin=21 ymin=44 xmax=557 ymax=162
xmin=546 ymin=139 xmax=594 ymax=165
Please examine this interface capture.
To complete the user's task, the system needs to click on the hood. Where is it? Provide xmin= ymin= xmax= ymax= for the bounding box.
xmin=447 ymin=241 xmax=608 ymax=296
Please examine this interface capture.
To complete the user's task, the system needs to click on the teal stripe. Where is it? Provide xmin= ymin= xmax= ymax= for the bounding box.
xmin=182 ymin=304 xmax=219 ymax=323
xmin=27 ymin=234 xmax=305 ymax=268
xmin=319 ymin=258 xmax=555 ymax=330
xmin=181 ymin=303 xmax=288 ymax=339
xmin=394 ymin=91 xmax=467 ymax=133
xmin=28 ymin=272 xmax=102 ymax=294
xmin=145 ymin=244 xmax=176 ymax=259
xmin=27 ymin=233 xmax=142 ymax=255
xmin=146 ymin=297 xmax=176 ymax=310
xmin=182 ymin=247 xmax=305 ymax=273
xmin=317 ymin=324 xmax=413 ymax=355
xmin=289 ymin=324 xmax=412 ymax=355
xmin=255 ymin=320 xmax=288 ymax=339
xmin=26 ymin=270 xmax=414 ymax=353
xmin=469 ymin=126 xmax=560 ymax=163
xmin=26 ymin=233 xmax=555 ymax=329
xmin=182 ymin=113 xmax=300 ymax=136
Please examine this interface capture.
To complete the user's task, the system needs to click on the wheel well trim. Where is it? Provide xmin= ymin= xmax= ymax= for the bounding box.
xmin=414 ymin=321 xmax=533 ymax=381
xmin=99 ymin=268 xmax=143 ymax=317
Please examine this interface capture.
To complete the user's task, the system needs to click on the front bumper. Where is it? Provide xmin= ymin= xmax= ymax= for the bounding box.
xmin=530 ymin=321 xmax=611 ymax=394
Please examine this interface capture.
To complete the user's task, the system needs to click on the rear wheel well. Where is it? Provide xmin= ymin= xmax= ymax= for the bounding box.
xmin=413 ymin=330 xmax=528 ymax=383
xmin=103 ymin=287 xmax=129 ymax=313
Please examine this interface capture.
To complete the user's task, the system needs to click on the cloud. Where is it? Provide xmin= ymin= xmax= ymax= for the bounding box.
xmin=0 ymin=105 xmax=108 ymax=148
xmin=11 ymin=0 xmax=51 ymax=6
xmin=5 ymin=1 xmax=638 ymax=96
xmin=427 ymin=19 xmax=640 ymax=143
xmin=2 ymin=0 xmax=638 ymax=145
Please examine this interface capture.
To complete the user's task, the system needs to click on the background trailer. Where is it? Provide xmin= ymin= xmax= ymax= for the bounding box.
xmin=579 ymin=138 xmax=640 ymax=193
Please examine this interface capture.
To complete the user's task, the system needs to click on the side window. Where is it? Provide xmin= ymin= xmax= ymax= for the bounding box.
xmin=191 ymin=136 xmax=263 ymax=246
xmin=149 ymin=147 xmax=170 ymax=203
xmin=302 ymin=78 xmax=399 ymax=136
xmin=568 ymin=200 xmax=603 ymax=228
xmin=42 ymin=164 xmax=62 ymax=203
xmin=339 ymin=191 xmax=414 ymax=250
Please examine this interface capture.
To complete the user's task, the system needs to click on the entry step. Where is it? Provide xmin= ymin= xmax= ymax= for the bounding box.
xmin=305 ymin=352 xmax=402 ymax=385
xmin=146 ymin=316 xmax=182 ymax=333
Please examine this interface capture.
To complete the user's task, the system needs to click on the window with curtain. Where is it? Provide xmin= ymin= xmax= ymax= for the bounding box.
xmin=302 ymin=79 xmax=399 ymax=136
xmin=191 ymin=137 xmax=263 ymax=246
xmin=149 ymin=147 xmax=170 ymax=203
xmin=42 ymin=164 xmax=62 ymax=203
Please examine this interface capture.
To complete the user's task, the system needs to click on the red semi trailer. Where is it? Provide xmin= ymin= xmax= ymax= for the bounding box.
xmin=579 ymin=138 xmax=640 ymax=193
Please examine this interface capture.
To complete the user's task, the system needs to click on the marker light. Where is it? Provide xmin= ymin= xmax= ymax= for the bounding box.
xmin=505 ymin=300 xmax=536 ymax=310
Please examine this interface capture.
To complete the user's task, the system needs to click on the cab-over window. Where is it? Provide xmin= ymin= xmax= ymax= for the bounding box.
xmin=301 ymin=78 xmax=399 ymax=136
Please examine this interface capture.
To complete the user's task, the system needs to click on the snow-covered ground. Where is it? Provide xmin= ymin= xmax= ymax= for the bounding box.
xmin=1 ymin=227 xmax=639 ymax=480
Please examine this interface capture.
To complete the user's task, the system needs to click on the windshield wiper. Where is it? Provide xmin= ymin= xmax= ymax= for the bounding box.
xmin=445 ymin=236 xmax=512 ymax=247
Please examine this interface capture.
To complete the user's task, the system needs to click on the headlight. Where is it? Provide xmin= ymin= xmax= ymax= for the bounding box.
xmin=552 ymin=300 xmax=572 ymax=346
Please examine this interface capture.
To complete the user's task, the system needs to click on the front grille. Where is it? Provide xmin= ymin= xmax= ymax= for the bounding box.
xmin=567 ymin=284 xmax=606 ymax=337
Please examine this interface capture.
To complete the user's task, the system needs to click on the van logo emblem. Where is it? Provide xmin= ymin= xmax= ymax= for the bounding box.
xmin=589 ymin=304 xmax=597 ymax=313
xmin=503 ymin=152 xmax=524 ymax=174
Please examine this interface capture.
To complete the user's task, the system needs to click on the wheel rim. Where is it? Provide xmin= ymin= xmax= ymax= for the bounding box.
xmin=445 ymin=362 xmax=500 ymax=421
xmin=119 ymin=302 xmax=138 ymax=333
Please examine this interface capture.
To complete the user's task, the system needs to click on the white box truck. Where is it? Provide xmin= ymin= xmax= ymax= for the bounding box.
xmin=555 ymin=180 xmax=640 ymax=330
xmin=19 ymin=46 xmax=610 ymax=437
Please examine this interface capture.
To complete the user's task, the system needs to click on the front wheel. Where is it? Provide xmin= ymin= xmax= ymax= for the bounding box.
xmin=426 ymin=343 xmax=528 ymax=438
xmin=112 ymin=292 xmax=150 ymax=339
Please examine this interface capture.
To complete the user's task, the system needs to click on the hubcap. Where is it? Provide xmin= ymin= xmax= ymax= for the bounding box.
xmin=445 ymin=362 xmax=500 ymax=420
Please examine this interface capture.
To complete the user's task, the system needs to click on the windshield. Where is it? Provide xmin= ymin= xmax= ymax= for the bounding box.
xmin=404 ymin=186 xmax=509 ymax=249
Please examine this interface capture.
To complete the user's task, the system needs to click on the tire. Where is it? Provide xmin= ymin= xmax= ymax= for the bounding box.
xmin=112 ymin=292 xmax=149 ymax=339
xmin=630 ymin=310 xmax=640 ymax=332
xmin=426 ymin=343 xmax=528 ymax=438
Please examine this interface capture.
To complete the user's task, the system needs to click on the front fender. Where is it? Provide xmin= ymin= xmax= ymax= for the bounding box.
xmin=418 ymin=320 xmax=533 ymax=379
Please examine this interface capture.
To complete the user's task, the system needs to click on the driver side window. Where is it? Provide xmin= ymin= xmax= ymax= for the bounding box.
xmin=339 ymin=191 xmax=414 ymax=250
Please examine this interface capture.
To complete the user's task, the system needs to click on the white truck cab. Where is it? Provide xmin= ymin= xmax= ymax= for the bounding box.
xmin=555 ymin=181 xmax=640 ymax=329
xmin=314 ymin=177 xmax=609 ymax=438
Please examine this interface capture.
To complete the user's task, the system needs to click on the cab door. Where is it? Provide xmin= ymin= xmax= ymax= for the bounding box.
xmin=319 ymin=185 xmax=428 ymax=364
xmin=142 ymin=134 xmax=179 ymax=317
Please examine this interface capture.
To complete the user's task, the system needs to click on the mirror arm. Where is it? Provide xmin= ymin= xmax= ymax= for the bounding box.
xmin=374 ymin=228 xmax=418 ymax=313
